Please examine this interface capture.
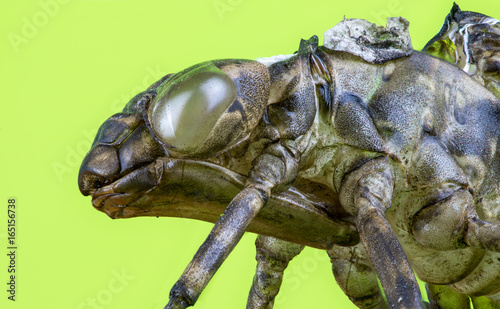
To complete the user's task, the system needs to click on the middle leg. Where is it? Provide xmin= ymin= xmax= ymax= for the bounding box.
xmin=338 ymin=156 xmax=424 ymax=308
xmin=328 ymin=243 xmax=388 ymax=309
xmin=247 ymin=235 xmax=304 ymax=309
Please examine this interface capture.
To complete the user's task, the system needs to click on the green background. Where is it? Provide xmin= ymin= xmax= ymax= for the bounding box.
xmin=1 ymin=0 xmax=498 ymax=308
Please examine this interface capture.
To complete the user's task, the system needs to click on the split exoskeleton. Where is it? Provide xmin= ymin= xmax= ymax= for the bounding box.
xmin=79 ymin=4 xmax=500 ymax=308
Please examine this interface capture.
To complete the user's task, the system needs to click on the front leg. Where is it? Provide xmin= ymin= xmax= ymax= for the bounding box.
xmin=165 ymin=36 xmax=324 ymax=309
xmin=339 ymin=157 xmax=424 ymax=309
xmin=166 ymin=142 xmax=300 ymax=309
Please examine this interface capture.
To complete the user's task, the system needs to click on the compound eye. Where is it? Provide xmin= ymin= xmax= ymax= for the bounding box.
xmin=148 ymin=64 xmax=237 ymax=156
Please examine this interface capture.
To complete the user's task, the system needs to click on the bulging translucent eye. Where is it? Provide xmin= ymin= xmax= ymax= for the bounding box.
xmin=148 ymin=63 xmax=238 ymax=156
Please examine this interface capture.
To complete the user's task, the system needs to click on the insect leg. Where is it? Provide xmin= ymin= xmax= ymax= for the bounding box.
xmin=339 ymin=157 xmax=424 ymax=309
xmin=426 ymin=284 xmax=471 ymax=309
xmin=165 ymin=186 xmax=268 ymax=309
xmin=247 ymin=235 xmax=304 ymax=309
xmin=327 ymin=243 xmax=387 ymax=309
xmin=165 ymin=142 xmax=299 ymax=309
xmin=411 ymin=187 xmax=500 ymax=253
xmin=465 ymin=218 xmax=500 ymax=252
xmin=471 ymin=296 xmax=500 ymax=308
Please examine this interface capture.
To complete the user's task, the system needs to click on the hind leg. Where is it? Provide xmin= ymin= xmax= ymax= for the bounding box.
xmin=247 ymin=235 xmax=304 ymax=309
xmin=412 ymin=188 xmax=500 ymax=253
xmin=471 ymin=296 xmax=500 ymax=309
xmin=465 ymin=218 xmax=500 ymax=252
xmin=426 ymin=284 xmax=471 ymax=309
xmin=408 ymin=136 xmax=500 ymax=253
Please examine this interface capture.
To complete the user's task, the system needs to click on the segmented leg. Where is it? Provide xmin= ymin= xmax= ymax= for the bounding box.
xmin=328 ymin=243 xmax=387 ymax=309
xmin=165 ymin=186 xmax=268 ymax=309
xmin=338 ymin=157 xmax=424 ymax=309
xmin=247 ymin=235 xmax=304 ymax=309
xmin=411 ymin=185 xmax=500 ymax=254
xmin=471 ymin=296 xmax=500 ymax=309
xmin=426 ymin=284 xmax=470 ymax=309
xmin=466 ymin=219 xmax=500 ymax=252
xmin=165 ymin=142 xmax=299 ymax=309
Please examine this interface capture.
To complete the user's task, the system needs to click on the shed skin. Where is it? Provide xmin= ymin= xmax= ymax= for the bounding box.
xmin=79 ymin=26 xmax=500 ymax=309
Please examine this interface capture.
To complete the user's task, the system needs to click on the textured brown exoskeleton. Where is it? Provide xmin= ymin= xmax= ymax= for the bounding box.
xmin=79 ymin=5 xmax=500 ymax=309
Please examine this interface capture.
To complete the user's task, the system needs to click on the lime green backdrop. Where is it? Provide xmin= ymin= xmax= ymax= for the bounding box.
xmin=1 ymin=1 xmax=498 ymax=308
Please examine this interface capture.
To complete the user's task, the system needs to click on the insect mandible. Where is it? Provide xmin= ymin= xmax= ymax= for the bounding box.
xmin=79 ymin=4 xmax=500 ymax=308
